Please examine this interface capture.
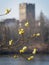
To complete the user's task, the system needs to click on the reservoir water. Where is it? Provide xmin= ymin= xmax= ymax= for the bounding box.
xmin=0 ymin=54 xmax=49 ymax=65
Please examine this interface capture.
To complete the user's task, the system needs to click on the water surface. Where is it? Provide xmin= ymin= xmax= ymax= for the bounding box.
xmin=0 ymin=54 xmax=49 ymax=65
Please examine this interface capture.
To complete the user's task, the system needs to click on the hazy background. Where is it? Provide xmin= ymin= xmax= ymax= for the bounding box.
xmin=0 ymin=0 xmax=49 ymax=20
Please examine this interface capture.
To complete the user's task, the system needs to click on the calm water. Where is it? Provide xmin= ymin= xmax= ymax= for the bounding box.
xmin=0 ymin=54 xmax=49 ymax=65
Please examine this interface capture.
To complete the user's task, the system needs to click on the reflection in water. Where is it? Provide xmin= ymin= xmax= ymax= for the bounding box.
xmin=0 ymin=55 xmax=49 ymax=65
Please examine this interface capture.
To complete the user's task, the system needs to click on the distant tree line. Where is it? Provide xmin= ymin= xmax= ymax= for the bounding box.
xmin=0 ymin=18 xmax=19 ymax=45
xmin=0 ymin=12 xmax=49 ymax=46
